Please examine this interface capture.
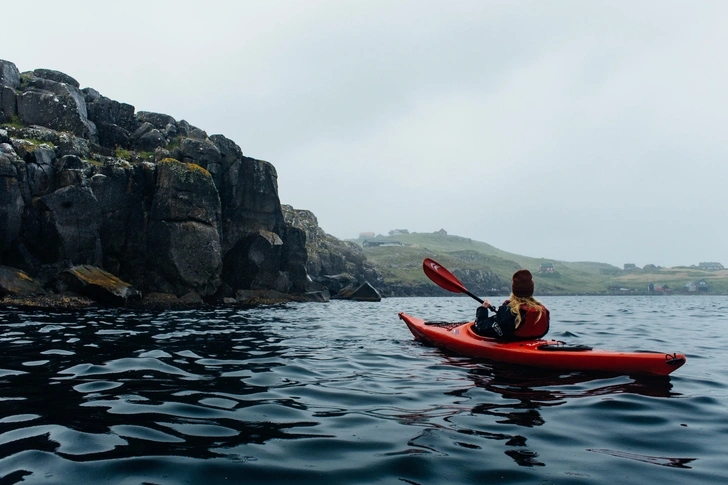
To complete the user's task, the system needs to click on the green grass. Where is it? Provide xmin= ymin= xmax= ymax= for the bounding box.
xmin=115 ymin=148 xmax=155 ymax=162
xmin=1 ymin=115 xmax=24 ymax=129
xmin=26 ymin=139 xmax=55 ymax=147
xmin=354 ymin=232 xmax=728 ymax=295
xmin=115 ymin=148 xmax=132 ymax=160
xmin=166 ymin=135 xmax=183 ymax=150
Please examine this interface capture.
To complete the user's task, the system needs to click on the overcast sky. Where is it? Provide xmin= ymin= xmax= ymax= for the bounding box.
xmin=4 ymin=0 xmax=727 ymax=268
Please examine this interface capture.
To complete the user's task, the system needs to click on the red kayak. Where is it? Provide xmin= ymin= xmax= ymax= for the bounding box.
xmin=399 ymin=312 xmax=686 ymax=376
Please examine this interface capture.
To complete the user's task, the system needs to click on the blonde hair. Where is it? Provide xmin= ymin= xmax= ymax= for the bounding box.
xmin=509 ymin=293 xmax=545 ymax=328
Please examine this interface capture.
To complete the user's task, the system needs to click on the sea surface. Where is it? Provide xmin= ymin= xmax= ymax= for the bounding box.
xmin=0 ymin=295 xmax=726 ymax=484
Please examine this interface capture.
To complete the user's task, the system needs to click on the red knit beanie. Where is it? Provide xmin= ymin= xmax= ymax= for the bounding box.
xmin=512 ymin=269 xmax=534 ymax=297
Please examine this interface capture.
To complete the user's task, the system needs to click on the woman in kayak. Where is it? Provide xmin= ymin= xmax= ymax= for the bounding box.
xmin=473 ymin=269 xmax=550 ymax=340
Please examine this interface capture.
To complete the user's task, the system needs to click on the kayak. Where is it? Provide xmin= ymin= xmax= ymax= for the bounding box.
xmin=399 ymin=312 xmax=686 ymax=376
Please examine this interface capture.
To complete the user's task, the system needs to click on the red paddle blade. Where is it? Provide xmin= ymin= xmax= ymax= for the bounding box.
xmin=422 ymin=258 xmax=467 ymax=294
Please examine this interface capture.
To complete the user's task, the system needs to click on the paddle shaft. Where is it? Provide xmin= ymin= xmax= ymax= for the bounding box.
xmin=463 ymin=289 xmax=484 ymax=304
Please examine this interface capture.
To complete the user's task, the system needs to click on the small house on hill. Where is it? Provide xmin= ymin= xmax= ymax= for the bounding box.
xmin=654 ymin=284 xmax=671 ymax=294
xmin=685 ymin=279 xmax=709 ymax=292
xmin=698 ymin=262 xmax=724 ymax=270
xmin=539 ymin=263 xmax=555 ymax=273
xmin=624 ymin=263 xmax=638 ymax=270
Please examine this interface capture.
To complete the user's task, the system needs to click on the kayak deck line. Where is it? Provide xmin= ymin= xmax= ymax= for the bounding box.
xmin=399 ymin=312 xmax=686 ymax=376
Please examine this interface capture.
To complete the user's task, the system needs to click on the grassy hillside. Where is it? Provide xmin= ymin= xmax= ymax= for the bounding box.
xmin=352 ymin=232 xmax=727 ymax=295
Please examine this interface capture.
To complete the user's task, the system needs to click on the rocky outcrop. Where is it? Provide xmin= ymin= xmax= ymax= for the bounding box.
xmin=58 ymin=264 xmax=141 ymax=306
xmin=0 ymin=265 xmax=44 ymax=297
xmin=282 ymin=204 xmax=387 ymax=297
xmin=1 ymin=58 xmax=375 ymax=307
xmin=333 ymin=281 xmax=382 ymax=302
xmin=16 ymin=70 xmax=95 ymax=139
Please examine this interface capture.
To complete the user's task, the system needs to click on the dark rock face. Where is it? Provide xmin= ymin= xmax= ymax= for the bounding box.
xmin=84 ymin=87 xmax=136 ymax=148
xmin=0 ymin=61 xmax=20 ymax=89
xmin=452 ymin=267 xmax=505 ymax=296
xmin=282 ymin=205 xmax=386 ymax=295
xmin=24 ymin=185 xmax=103 ymax=265
xmin=0 ymin=59 xmax=384 ymax=306
xmin=146 ymin=160 xmax=222 ymax=297
xmin=0 ymin=61 xmax=20 ymax=124
xmin=0 ymin=59 xmax=342 ymax=305
xmin=0 ymin=146 xmax=24 ymax=254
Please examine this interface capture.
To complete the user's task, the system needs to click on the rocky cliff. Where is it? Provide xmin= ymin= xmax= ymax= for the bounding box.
xmin=0 ymin=59 xmax=379 ymax=307
xmin=282 ymin=205 xmax=386 ymax=297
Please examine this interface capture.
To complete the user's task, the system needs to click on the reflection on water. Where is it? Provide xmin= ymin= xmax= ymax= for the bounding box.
xmin=0 ymin=296 xmax=725 ymax=484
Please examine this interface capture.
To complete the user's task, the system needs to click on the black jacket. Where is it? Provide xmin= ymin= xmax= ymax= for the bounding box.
xmin=473 ymin=303 xmax=519 ymax=339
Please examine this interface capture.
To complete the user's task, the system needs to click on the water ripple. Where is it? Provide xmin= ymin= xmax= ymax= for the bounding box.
xmin=0 ymin=296 xmax=725 ymax=484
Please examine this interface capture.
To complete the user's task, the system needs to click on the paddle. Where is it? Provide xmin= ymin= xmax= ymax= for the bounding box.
xmin=423 ymin=258 xmax=491 ymax=306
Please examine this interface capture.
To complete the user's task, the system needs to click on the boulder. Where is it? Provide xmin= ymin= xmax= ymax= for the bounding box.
xmin=32 ymin=68 xmax=80 ymax=88
xmin=134 ymin=128 xmax=166 ymax=152
xmin=54 ymin=154 xmax=86 ymax=189
xmin=30 ymin=143 xmax=55 ymax=165
xmin=179 ymin=291 xmax=204 ymax=306
xmin=95 ymin=122 xmax=131 ymax=149
xmin=136 ymin=111 xmax=176 ymax=130
xmin=0 ymin=60 xmax=20 ymax=89
xmin=0 ymin=265 xmax=44 ymax=297
xmin=84 ymin=88 xmax=137 ymax=147
xmin=131 ymin=122 xmax=168 ymax=152
xmin=222 ymin=229 xmax=283 ymax=291
xmin=151 ymin=159 xmax=221 ymax=225
xmin=17 ymin=77 xmax=94 ymax=138
xmin=146 ymin=220 xmax=222 ymax=297
xmin=164 ymin=123 xmax=178 ymax=139
xmin=55 ymin=132 xmax=91 ymax=159
xmin=58 ymin=264 xmax=141 ymax=306
xmin=180 ymin=137 xmax=222 ymax=183
xmin=21 ymin=143 xmax=56 ymax=197
xmin=84 ymin=89 xmax=136 ymax=129
xmin=333 ymin=281 xmax=382 ymax=302
xmin=315 ymin=273 xmax=357 ymax=296
xmin=26 ymin=160 xmax=55 ymax=197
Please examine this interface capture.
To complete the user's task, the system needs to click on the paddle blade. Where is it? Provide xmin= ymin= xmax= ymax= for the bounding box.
xmin=422 ymin=258 xmax=467 ymax=294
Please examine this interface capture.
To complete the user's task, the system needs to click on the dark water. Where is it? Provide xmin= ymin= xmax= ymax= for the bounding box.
xmin=0 ymin=296 xmax=726 ymax=484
